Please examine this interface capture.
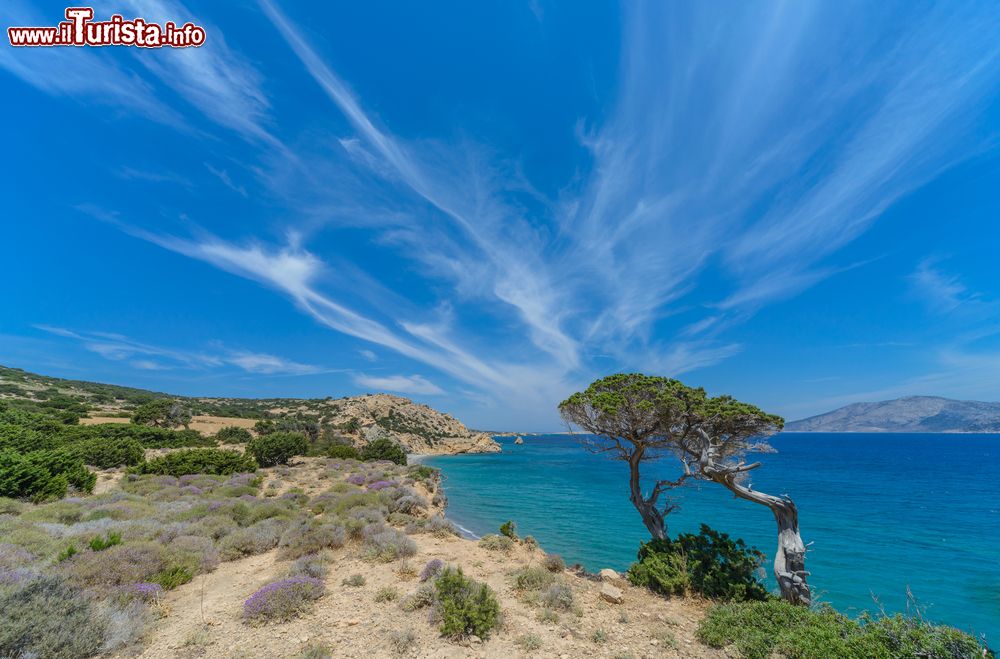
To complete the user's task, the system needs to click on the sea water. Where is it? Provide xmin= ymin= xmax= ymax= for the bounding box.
xmin=425 ymin=433 xmax=1000 ymax=644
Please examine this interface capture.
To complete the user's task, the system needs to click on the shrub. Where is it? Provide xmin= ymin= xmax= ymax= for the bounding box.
xmin=537 ymin=608 xmax=559 ymax=624
xmin=591 ymin=628 xmax=608 ymax=644
xmin=541 ymin=582 xmax=575 ymax=611
xmin=426 ymin=515 xmax=458 ymax=538
xmin=57 ymin=543 xmax=78 ymax=562
xmin=375 ymin=586 xmax=399 ymax=602
xmin=327 ymin=443 xmax=360 ymax=460
xmin=247 ymin=432 xmax=308 ymax=468
xmin=0 ymin=576 xmax=108 ymax=659
xmin=88 ymin=531 xmax=122 ymax=552
xmin=697 ymin=599 xmax=992 ymax=659
xmin=434 ymin=567 xmax=501 ymax=639
xmin=218 ymin=518 xmax=286 ymax=560
xmin=294 ymin=644 xmax=333 ymax=659
xmin=401 ymin=583 xmax=436 ymax=611
xmin=389 ymin=628 xmax=417 ymax=655
xmin=0 ymin=449 xmax=95 ymax=501
xmin=517 ymin=634 xmax=543 ymax=652
xmin=628 ymin=525 xmax=768 ymax=602
xmin=522 ymin=535 xmax=539 ymax=550
xmin=243 ymin=576 xmax=324 ymax=624
xmin=130 ymin=449 xmax=257 ymax=477
xmin=62 ymin=543 xmax=167 ymax=591
xmin=500 ymin=520 xmax=518 ymax=540
xmin=88 ymin=424 xmax=212 ymax=449
xmin=70 ymin=437 xmax=144 ymax=468
xmin=360 ymin=437 xmax=407 ymax=465
xmin=279 ymin=520 xmax=346 ymax=560
xmin=478 ymin=534 xmax=514 ymax=552
xmin=286 ymin=552 xmax=333 ymax=580
xmin=543 ymin=553 xmax=565 ymax=572
xmin=512 ymin=566 xmax=555 ymax=591
xmin=420 ymin=558 xmax=445 ymax=582
xmin=215 ymin=426 xmax=253 ymax=444
xmin=363 ymin=527 xmax=417 ymax=562
xmin=151 ymin=565 xmax=193 ymax=590
xmin=342 ymin=574 xmax=366 ymax=587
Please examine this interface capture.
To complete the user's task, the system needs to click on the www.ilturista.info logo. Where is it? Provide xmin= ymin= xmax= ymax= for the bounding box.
xmin=8 ymin=7 xmax=206 ymax=48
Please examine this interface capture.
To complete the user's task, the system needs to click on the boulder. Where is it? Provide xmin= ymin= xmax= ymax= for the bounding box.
xmin=599 ymin=583 xmax=624 ymax=604
xmin=514 ymin=436 xmax=524 ymax=444
xmin=598 ymin=568 xmax=619 ymax=582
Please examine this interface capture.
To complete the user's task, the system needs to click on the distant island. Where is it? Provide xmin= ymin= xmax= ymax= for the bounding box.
xmin=787 ymin=395 xmax=1000 ymax=433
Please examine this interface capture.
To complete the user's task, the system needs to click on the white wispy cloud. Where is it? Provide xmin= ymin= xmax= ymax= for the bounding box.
xmin=204 ymin=163 xmax=248 ymax=197
xmin=120 ymin=0 xmax=277 ymax=145
xmin=354 ymin=374 xmax=443 ymax=396
xmin=0 ymin=1 xmax=184 ymax=127
xmin=35 ymin=325 xmax=322 ymax=375
xmin=910 ymin=258 xmax=977 ymax=314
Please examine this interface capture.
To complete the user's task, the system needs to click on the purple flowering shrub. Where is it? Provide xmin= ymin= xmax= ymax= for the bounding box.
xmin=242 ymin=576 xmax=324 ymax=623
xmin=366 ymin=480 xmax=398 ymax=491
xmin=420 ymin=558 xmax=444 ymax=582
xmin=345 ymin=474 xmax=366 ymax=486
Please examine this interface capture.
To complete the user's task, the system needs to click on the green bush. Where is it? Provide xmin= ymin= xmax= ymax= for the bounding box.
xmin=697 ymin=599 xmax=993 ymax=659
xmin=326 ymin=443 xmax=360 ymax=460
xmin=434 ymin=567 xmax=501 ymax=639
xmin=69 ymin=437 xmax=144 ymax=468
xmin=89 ymin=531 xmax=122 ymax=552
xmin=500 ymin=520 xmax=518 ymax=540
xmin=247 ymin=432 xmax=308 ymax=467
xmin=65 ymin=423 xmax=212 ymax=449
xmin=360 ymin=437 xmax=407 ymax=465
xmin=151 ymin=565 xmax=194 ymax=590
xmin=628 ymin=524 xmax=768 ymax=602
xmin=130 ymin=449 xmax=257 ymax=477
xmin=0 ymin=449 xmax=95 ymax=501
xmin=215 ymin=426 xmax=253 ymax=444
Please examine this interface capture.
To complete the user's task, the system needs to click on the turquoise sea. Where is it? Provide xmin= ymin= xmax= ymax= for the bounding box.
xmin=425 ymin=433 xmax=1000 ymax=644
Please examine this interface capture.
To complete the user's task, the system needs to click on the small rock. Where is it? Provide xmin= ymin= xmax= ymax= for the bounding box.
xmin=600 ymin=582 xmax=625 ymax=604
xmin=470 ymin=635 xmax=483 ymax=644
xmin=348 ymin=619 xmax=360 ymax=626
xmin=598 ymin=568 xmax=619 ymax=582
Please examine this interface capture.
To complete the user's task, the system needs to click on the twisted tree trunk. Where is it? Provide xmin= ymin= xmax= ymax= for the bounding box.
xmin=628 ymin=453 xmax=667 ymax=539
xmin=692 ymin=429 xmax=811 ymax=606
xmin=711 ymin=471 xmax=811 ymax=605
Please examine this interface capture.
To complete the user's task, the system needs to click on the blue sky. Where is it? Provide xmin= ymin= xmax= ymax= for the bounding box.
xmin=3 ymin=1 xmax=1000 ymax=430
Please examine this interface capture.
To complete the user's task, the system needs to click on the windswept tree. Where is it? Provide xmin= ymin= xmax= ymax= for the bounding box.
xmin=674 ymin=395 xmax=812 ymax=606
xmin=558 ymin=374 xmax=695 ymax=539
xmin=562 ymin=373 xmax=812 ymax=606
xmin=130 ymin=399 xmax=192 ymax=429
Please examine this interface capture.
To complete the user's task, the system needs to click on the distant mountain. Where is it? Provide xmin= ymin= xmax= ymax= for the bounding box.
xmin=786 ymin=396 xmax=1000 ymax=433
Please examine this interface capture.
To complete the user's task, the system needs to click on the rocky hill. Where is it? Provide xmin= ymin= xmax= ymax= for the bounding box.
xmin=0 ymin=365 xmax=499 ymax=455
xmin=786 ymin=395 xmax=1000 ymax=432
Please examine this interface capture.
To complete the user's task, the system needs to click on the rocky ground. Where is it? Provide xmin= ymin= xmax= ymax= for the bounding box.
xmin=122 ymin=457 xmax=721 ymax=659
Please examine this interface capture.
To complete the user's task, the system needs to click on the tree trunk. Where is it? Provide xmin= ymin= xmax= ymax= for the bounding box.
xmin=628 ymin=454 xmax=666 ymax=539
xmin=714 ymin=474 xmax=811 ymax=605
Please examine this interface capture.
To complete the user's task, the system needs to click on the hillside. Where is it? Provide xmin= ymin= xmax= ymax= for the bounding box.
xmin=0 ymin=365 xmax=499 ymax=455
xmin=786 ymin=395 xmax=1000 ymax=432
